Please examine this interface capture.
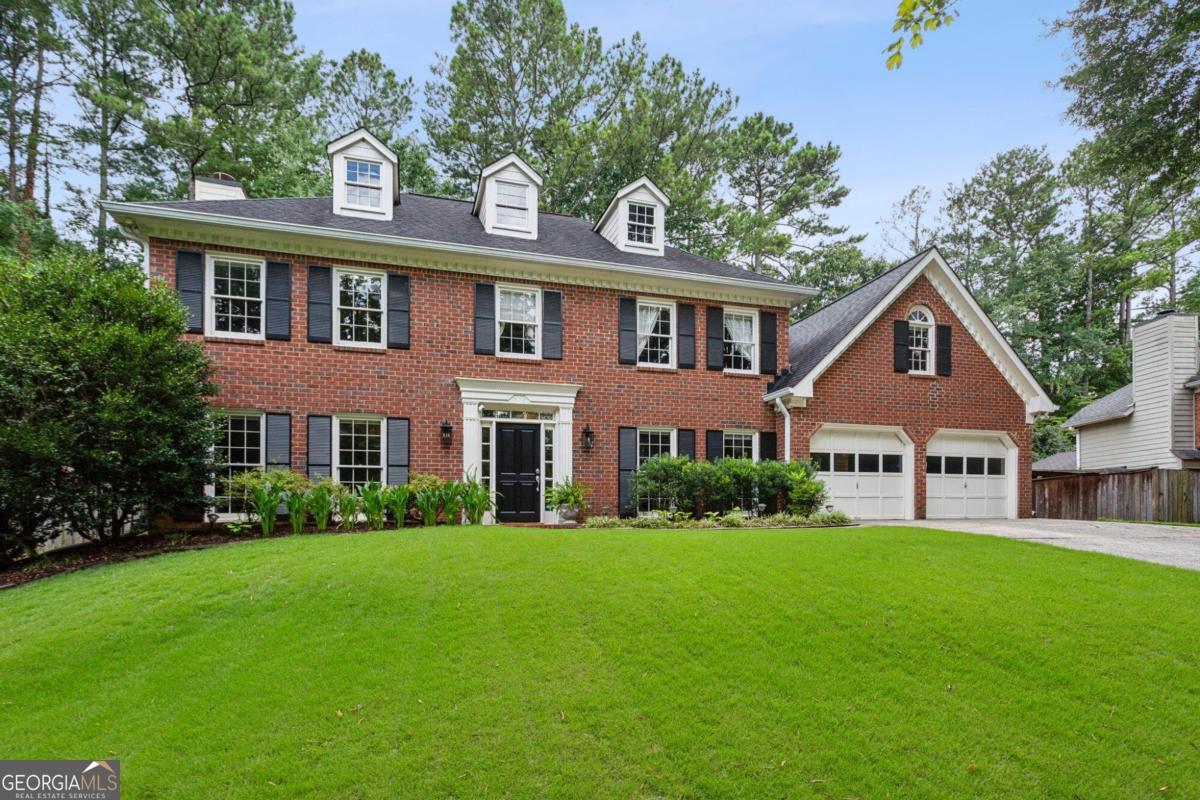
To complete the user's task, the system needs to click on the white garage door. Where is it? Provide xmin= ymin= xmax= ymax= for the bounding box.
xmin=811 ymin=428 xmax=908 ymax=519
xmin=926 ymin=433 xmax=1011 ymax=518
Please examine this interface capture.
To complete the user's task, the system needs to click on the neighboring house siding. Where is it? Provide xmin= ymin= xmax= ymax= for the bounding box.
xmin=148 ymin=237 xmax=790 ymax=517
xmin=787 ymin=276 xmax=1033 ymax=518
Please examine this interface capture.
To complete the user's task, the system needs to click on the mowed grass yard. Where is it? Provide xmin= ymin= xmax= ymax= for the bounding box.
xmin=2 ymin=526 xmax=1198 ymax=798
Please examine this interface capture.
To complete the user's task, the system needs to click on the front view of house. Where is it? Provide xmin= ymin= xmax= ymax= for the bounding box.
xmin=105 ymin=128 xmax=1053 ymax=522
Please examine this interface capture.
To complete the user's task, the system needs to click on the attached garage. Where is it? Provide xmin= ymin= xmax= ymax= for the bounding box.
xmin=925 ymin=431 xmax=1016 ymax=519
xmin=811 ymin=426 xmax=912 ymax=519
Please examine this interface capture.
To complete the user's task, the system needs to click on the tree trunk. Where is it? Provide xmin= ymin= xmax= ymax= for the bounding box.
xmin=21 ymin=39 xmax=46 ymax=202
xmin=7 ymin=50 xmax=20 ymax=201
xmin=97 ymin=105 xmax=110 ymax=255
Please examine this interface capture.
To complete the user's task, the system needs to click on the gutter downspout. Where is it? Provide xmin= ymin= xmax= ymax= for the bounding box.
xmin=774 ymin=397 xmax=791 ymax=463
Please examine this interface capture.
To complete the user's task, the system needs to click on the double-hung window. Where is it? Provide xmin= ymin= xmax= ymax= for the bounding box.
xmin=345 ymin=158 xmax=382 ymax=209
xmin=723 ymin=308 xmax=757 ymax=372
xmin=209 ymin=256 xmax=264 ymax=339
xmin=497 ymin=285 xmax=540 ymax=357
xmin=908 ymin=307 xmax=933 ymax=374
xmin=335 ymin=269 xmax=384 ymax=347
xmin=335 ymin=416 xmax=383 ymax=490
xmin=495 ymin=181 xmax=530 ymax=229
xmin=627 ymin=203 xmax=655 ymax=246
xmin=636 ymin=300 xmax=674 ymax=367
xmin=213 ymin=411 xmax=264 ymax=514
xmin=637 ymin=427 xmax=675 ymax=512
xmin=722 ymin=430 xmax=757 ymax=460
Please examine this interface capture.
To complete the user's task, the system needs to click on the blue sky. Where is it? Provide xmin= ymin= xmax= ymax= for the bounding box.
xmin=293 ymin=0 xmax=1083 ymax=254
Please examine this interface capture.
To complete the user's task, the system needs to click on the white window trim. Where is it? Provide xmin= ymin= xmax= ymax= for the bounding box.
xmin=722 ymin=429 xmax=759 ymax=461
xmin=206 ymin=409 xmax=265 ymax=520
xmin=493 ymin=180 xmax=532 ymax=233
xmin=495 ymin=284 xmax=542 ymax=360
xmin=636 ymin=426 xmax=678 ymax=463
xmin=625 ymin=201 xmax=658 ymax=251
xmin=205 ymin=254 xmax=266 ymax=341
xmin=343 ymin=157 xmax=384 ymax=212
xmin=635 ymin=298 xmax=676 ymax=369
xmin=333 ymin=266 xmax=387 ymax=350
xmin=331 ymin=413 xmax=388 ymax=488
xmin=722 ymin=306 xmax=759 ymax=374
xmin=908 ymin=305 xmax=935 ymax=375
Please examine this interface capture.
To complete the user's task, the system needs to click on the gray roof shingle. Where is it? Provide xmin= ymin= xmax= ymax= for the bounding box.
xmin=138 ymin=193 xmax=791 ymax=288
xmin=768 ymin=249 xmax=931 ymax=392
xmin=1032 ymin=450 xmax=1078 ymax=472
xmin=1065 ymin=383 xmax=1134 ymax=428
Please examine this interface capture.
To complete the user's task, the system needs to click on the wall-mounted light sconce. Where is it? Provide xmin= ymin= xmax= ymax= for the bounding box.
xmin=440 ymin=421 xmax=453 ymax=446
xmin=581 ymin=425 xmax=595 ymax=451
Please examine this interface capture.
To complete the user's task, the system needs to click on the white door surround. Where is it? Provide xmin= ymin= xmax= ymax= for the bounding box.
xmin=456 ymin=377 xmax=582 ymax=524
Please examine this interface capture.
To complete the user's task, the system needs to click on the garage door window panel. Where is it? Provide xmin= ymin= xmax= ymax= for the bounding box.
xmin=882 ymin=454 xmax=902 ymax=473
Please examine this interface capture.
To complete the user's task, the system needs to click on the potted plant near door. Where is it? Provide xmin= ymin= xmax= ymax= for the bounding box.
xmin=548 ymin=477 xmax=590 ymax=524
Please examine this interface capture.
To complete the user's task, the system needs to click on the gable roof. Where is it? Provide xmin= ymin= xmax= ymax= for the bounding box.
xmin=472 ymin=153 xmax=543 ymax=216
xmin=764 ymin=246 xmax=1056 ymax=419
xmin=105 ymin=193 xmax=810 ymax=298
xmin=593 ymin=176 xmax=671 ymax=232
xmin=1032 ymin=450 xmax=1079 ymax=472
xmin=1065 ymin=383 xmax=1134 ymax=428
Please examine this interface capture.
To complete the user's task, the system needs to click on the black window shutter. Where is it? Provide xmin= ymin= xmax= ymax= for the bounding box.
xmin=677 ymin=304 xmax=695 ymax=368
xmin=307 ymin=266 xmax=332 ymax=343
xmin=265 ymin=413 xmax=291 ymax=470
xmin=893 ymin=320 xmax=910 ymax=373
xmin=760 ymin=431 xmax=778 ymax=461
xmin=265 ymin=261 xmax=291 ymax=341
xmin=618 ymin=426 xmax=637 ymax=517
xmin=542 ymin=289 xmax=563 ymax=360
xmin=474 ymin=282 xmax=495 ymax=355
xmin=677 ymin=429 xmax=696 ymax=460
xmin=760 ymin=311 xmax=778 ymax=375
xmin=706 ymin=307 xmax=724 ymax=370
xmin=306 ymin=415 xmax=332 ymax=479
xmin=618 ymin=297 xmax=637 ymax=364
xmin=387 ymin=273 xmax=410 ymax=349
xmin=705 ymin=430 xmax=724 ymax=461
xmin=936 ymin=324 xmax=952 ymax=376
xmin=387 ymin=418 xmax=410 ymax=485
xmin=176 ymin=250 xmax=204 ymax=333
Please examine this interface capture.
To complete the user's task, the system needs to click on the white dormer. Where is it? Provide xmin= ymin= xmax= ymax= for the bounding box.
xmin=327 ymin=128 xmax=400 ymax=221
xmin=594 ymin=176 xmax=670 ymax=256
xmin=472 ymin=153 xmax=542 ymax=240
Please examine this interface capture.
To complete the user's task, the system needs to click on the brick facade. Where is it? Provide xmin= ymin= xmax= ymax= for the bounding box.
xmin=148 ymin=237 xmax=790 ymax=518
xmin=787 ymin=276 xmax=1033 ymax=517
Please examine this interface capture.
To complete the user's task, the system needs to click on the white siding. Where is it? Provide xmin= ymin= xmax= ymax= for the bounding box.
xmin=332 ymin=139 xmax=395 ymax=221
xmin=191 ymin=178 xmax=245 ymax=201
xmin=479 ymin=163 xmax=539 ymax=240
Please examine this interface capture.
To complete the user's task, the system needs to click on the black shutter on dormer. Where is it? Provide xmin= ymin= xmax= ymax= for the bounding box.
xmin=936 ymin=324 xmax=952 ymax=376
xmin=387 ymin=273 xmax=410 ymax=349
xmin=893 ymin=320 xmax=910 ymax=373
xmin=474 ymin=282 xmax=495 ymax=355
xmin=618 ymin=297 xmax=637 ymax=364
xmin=677 ymin=304 xmax=695 ymax=368
xmin=542 ymin=289 xmax=563 ymax=359
xmin=307 ymin=266 xmax=332 ymax=343
xmin=265 ymin=261 xmax=291 ymax=341
xmin=706 ymin=307 xmax=724 ymax=370
xmin=760 ymin=311 xmax=777 ymax=375
xmin=176 ymin=250 xmax=204 ymax=333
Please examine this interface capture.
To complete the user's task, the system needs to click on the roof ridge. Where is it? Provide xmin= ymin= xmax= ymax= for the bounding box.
xmin=788 ymin=246 xmax=933 ymax=331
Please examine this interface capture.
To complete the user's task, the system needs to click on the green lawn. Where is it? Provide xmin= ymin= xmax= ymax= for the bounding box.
xmin=1 ymin=526 xmax=1198 ymax=798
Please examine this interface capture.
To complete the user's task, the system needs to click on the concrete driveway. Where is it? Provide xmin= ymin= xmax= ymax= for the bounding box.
xmin=883 ymin=518 xmax=1200 ymax=571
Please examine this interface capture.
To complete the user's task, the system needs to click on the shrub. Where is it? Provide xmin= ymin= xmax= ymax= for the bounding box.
xmin=716 ymin=459 xmax=759 ymax=512
xmin=226 ymin=469 xmax=307 ymax=537
xmin=755 ymin=459 xmax=792 ymax=512
xmin=718 ymin=509 xmax=750 ymax=528
xmin=787 ymin=460 xmax=828 ymax=517
xmin=547 ymin=476 xmax=590 ymax=511
xmin=582 ymin=515 xmax=623 ymax=529
xmin=809 ymin=510 xmax=851 ymax=526
xmin=306 ymin=480 xmax=338 ymax=532
xmin=628 ymin=455 xmax=691 ymax=513
xmin=383 ymin=484 xmax=411 ymax=529
xmin=461 ymin=476 xmax=494 ymax=525
xmin=681 ymin=459 xmax=735 ymax=515
xmin=408 ymin=472 xmax=444 ymax=494
xmin=440 ymin=481 xmax=464 ymax=525
xmin=358 ymin=481 xmax=387 ymax=530
xmin=337 ymin=490 xmax=360 ymax=529
xmin=414 ymin=486 xmax=441 ymax=527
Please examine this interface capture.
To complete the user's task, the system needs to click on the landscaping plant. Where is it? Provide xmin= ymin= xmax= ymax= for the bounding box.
xmin=440 ymin=481 xmax=464 ymax=526
xmin=337 ymin=490 xmax=360 ymax=530
xmin=306 ymin=481 xmax=336 ymax=532
xmin=226 ymin=469 xmax=308 ymax=537
xmin=547 ymin=476 xmax=590 ymax=518
xmin=786 ymin=460 xmax=828 ymax=517
xmin=414 ymin=486 xmax=442 ymax=527
xmin=285 ymin=487 xmax=309 ymax=535
xmin=461 ymin=476 xmax=495 ymax=525
xmin=358 ymin=481 xmax=387 ymax=530
xmin=384 ymin=484 xmax=411 ymax=529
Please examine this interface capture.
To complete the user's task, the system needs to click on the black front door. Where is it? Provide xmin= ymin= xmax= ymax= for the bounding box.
xmin=495 ymin=422 xmax=541 ymax=522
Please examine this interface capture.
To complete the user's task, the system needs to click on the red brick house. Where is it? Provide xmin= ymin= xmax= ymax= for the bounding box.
xmin=105 ymin=129 xmax=1053 ymax=523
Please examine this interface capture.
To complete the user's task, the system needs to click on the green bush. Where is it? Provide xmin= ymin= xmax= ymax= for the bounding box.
xmin=337 ymin=490 xmax=359 ymax=529
xmin=440 ymin=481 xmax=464 ymax=525
xmin=809 ymin=510 xmax=851 ymax=526
xmin=786 ymin=460 xmax=828 ymax=517
xmin=414 ymin=486 xmax=441 ymax=527
xmin=358 ymin=481 xmax=387 ymax=530
xmin=306 ymin=480 xmax=337 ymax=532
xmin=581 ymin=515 xmax=623 ymax=529
xmin=628 ymin=455 xmax=691 ymax=513
xmin=384 ymin=484 xmax=411 ymax=529
xmin=226 ymin=469 xmax=308 ymax=536
xmin=285 ymin=486 xmax=309 ymax=535
xmin=461 ymin=476 xmax=494 ymax=525
xmin=408 ymin=472 xmax=444 ymax=494
xmin=547 ymin=476 xmax=590 ymax=511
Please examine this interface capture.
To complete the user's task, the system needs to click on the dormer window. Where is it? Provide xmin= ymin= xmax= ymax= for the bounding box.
xmin=628 ymin=203 xmax=656 ymax=246
xmin=495 ymin=180 xmax=529 ymax=228
xmin=345 ymin=159 xmax=382 ymax=209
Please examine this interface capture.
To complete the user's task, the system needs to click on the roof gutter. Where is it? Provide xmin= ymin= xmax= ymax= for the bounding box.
xmin=102 ymin=200 xmax=816 ymax=302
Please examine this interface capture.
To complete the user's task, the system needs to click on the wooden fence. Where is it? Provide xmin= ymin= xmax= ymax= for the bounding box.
xmin=1033 ymin=468 xmax=1200 ymax=523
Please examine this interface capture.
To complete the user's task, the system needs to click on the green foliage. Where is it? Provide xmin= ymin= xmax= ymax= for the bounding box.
xmin=792 ymin=242 xmax=892 ymax=318
xmin=337 ymin=491 xmax=359 ymax=530
xmin=284 ymin=485 xmax=309 ymax=535
xmin=439 ymin=481 xmax=464 ymax=526
xmin=248 ymin=484 xmax=282 ymax=537
xmin=628 ymin=455 xmax=692 ymax=513
xmin=383 ymin=484 xmax=411 ymax=529
xmin=885 ymin=0 xmax=959 ymax=70
xmin=787 ymin=461 xmax=829 ymax=517
xmin=809 ymin=510 xmax=851 ymax=526
xmin=224 ymin=517 xmax=253 ymax=536
xmin=226 ymin=469 xmax=309 ymax=537
xmin=408 ymin=472 xmax=445 ymax=494
xmin=0 ymin=249 xmax=216 ymax=547
xmin=580 ymin=515 xmax=623 ymax=529
xmin=1033 ymin=417 xmax=1077 ymax=462
xmin=306 ymin=481 xmax=335 ymax=532
xmin=460 ymin=476 xmax=495 ymax=526
xmin=681 ymin=459 xmax=735 ymax=515
xmin=414 ymin=486 xmax=442 ymax=528
xmin=357 ymin=481 xmax=387 ymax=530
xmin=629 ymin=455 xmax=829 ymax=519
xmin=547 ymin=476 xmax=590 ymax=511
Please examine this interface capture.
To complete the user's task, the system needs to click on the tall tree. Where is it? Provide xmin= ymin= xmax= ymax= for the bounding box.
xmin=721 ymin=112 xmax=852 ymax=278
xmin=0 ymin=0 xmax=62 ymax=205
xmin=792 ymin=242 xmax=892 ymax=317
xmin=877 ymin=185 xmax=935 ymax=257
